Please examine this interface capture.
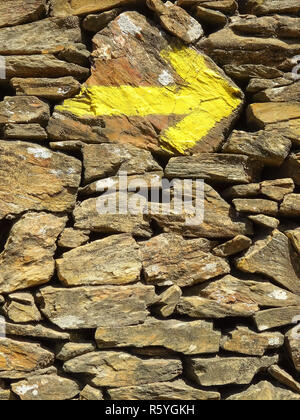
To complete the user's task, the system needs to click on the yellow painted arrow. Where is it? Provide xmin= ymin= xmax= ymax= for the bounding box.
xmin=57 ymin=45 xmax=243 ymax=154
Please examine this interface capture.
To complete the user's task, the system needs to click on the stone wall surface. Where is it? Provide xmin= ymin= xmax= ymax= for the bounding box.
xmin=0 ymin=0 xmax=300 ymax=401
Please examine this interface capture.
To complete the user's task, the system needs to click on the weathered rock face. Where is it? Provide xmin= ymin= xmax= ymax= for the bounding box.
xmin=0 ymin=213 xmax=66 ymax=294
xmin=64 ymin=351 xmax=182 ymax=387
xmin=37 ymin=285 xmax=157 ymax=329
xmin=95 ymin=318 xmax=221 ymax=354
xmin=56 ymin=234 xmax=142 ymax=286
xmin=12 ymin=375 xmax=80 ymax=400
xmin=55 ymin=11 xmax=243 ymax=155
xmin=0 ymin=141 xmax=81 ymax=219
xmin=1 ymin=0 xmax=300 ymax=401
xmin=108 ymin=380 xmax=220 ymax=400
xmin=140 ymin=233 xmax=230 ymax=287
xmin=185 ymin=355 xmax=278 ymax=386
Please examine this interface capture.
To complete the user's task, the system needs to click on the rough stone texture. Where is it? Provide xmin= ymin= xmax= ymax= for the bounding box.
xmin=281 ymin=153 xmax=300 ymax=186
xmin=58 ymin=228 xmax=89 ymax=249
xmin=286 ymin=228 xmax=300 ymax=256
xmin=0 ymin=338 xmax=54 ymax=377
xmin=12 ymin=375 xmax=80 ymax=400
xmin=0 ymin=96 xmax=49 ymax=125
xmin=0 ymin=213 xmax=66 ymax=294
xmin=96 ymin=318 xmax=221 ymax=354
xmin=50 ymin=0 xmax=143 ymax=17
xmin=185 ymin=355 xmax=278 ymax=386
xmin=140 ymin=233 xmax=230 ymax=287
xmin=56 ymin=11 xmax=243 ymax=156
xmin=248 ymin=214 xmax=280 ymax=229
xmin=233 ymin=198 xmax=278 ymax=216
xmin=221 ymin=327 xmax=284 ymax=356
xmin=212 ymin=235 xmax=252 ymax=257
xmin=223 ymin=130 xmax=291 ymax=166
xmin=244 ymin=0 xmax=300 ymax=16
xmin=3 ymin=123 xmax=47 ymax=141
xmin=0 ymin=141 xmax=81 ymax=220
xmin=165 ymin=154 xmax=261 ymax=184
xmin=11 ymin=77 xmax=81 ymax=100
xmin=280 ymin=194 xmax=300 ymax=217
xmin=227 ymin=381 xmax=300 ymax=401
xmin=108 ymin=380 xmax=220 ymax=400
xmin=64 ymin=351 xmax=182 ymax=387
xmin=80 ymin=385 xmax=104 ymax=401
xmin=268 ymin=365 xmax=300 ymax=395
xmin=236 ymin=230 xmax=300 ymax=294
xmin=56 ymin=234 xmax=142 ymax=286
xmin=56 ymin=342 xmax=96 ymax=362
xmin=4 ymin=293 xmax=42 ymax=323
xmin=153 ymin=285 xmax=182 ymax=317
xmin=82 ymin=9 xmax=124 ymax=32
xmin=0 ymin=0 xmax=46 ymax=28
xmin=37 ymin=285 xmax=157 ymax=329
xmin=286 ymin=327 xmax=300 ymax=372
xmin=261 ymin=178 xmax=295 ymax=201
xmin=254 ymin=307 xmax=300 ymax=331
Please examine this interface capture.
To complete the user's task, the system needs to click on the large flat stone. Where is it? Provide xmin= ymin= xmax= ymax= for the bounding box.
xmin=0 ymin=0 xmax=46 ymax=28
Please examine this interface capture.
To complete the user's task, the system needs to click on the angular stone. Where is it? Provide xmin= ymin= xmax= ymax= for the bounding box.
xmin=64 ymin=351 xmax=182 ymax=387
xmin=11 ymin=77 xmax=81 ymax=101
xmin=165 ymin=154 xmax=260 ymax=184
xmin=177 ymin=275 xmax=300 ymax=319
xmin=227 ymin=381 xmax=300 ymax=401
xmin=0 ymin=141 xmax=81 ymax=219
xmin=0 ymin=338 xmax=54 ymax=377
xmin=185 ymin=355 xmax=278 ymax=386
xmin=152 ymin=184 xmax=253 ymax=239
xmin=194 ymin=6 xmax=227 ymax=26
xmin=261 ymin=179 xmax=294 ymax=201
xmin=80 ymin=385 xmax=104 ymax=401
xmin=146 ymin=0 xmax=204 ymax=43
xmin=4 ymin=322 xmax=70 ymax=341
xmin=212 ymin=235 xmax=252 ymax=257
xmin=12 ymin=375 xmax=80 ymax=400
xmin=286 ymin=327 xmax=300 ymax=372
xmin=281 ymin=153 xmax=300 ymax=186
xmin=247 ymin=75 xmax=294 ymax=94
xmin=254 ymin=82 xmax=300 ymax=103
xmin=4 ymin=55 xmax=89 ymax=80
xmin=223 ymin=130 xmax=291 ymax=166
xmin=233 ymin=199 xmax=278 ymax=216
xmin=82 ymin=9 xmax=124 ymax=32
xmin=108 ymin=380 xmax=220 ymax=400
xmin=58 ymin=228 xmax=89 ymax=249
xmin=4 ymin=293 xmax=41 ymax=323
xmin=236 ymin=230 xmax=300 ymax=294
xmin=248 ymin=214 xmax=280 ymax=230
xmin=140 ymin=233 xmax=230 ymax=287
xmin=0 ymin=212 xmax=66 ymax=294
xmin=56 ymin=234 xmax=142 ymax=287
xmin=199 ymin=26 xmax=300 ymax=77
xmin=82 ymin=143 xmax=162 ymax=184
xmin=221 ymin=327 xmax=284 ymax=356
xmin=178 ymin=0 xmax=237 ymax=14
xmin=268 ymin=365 xmax=300 ymax=395
xmin=50 ymin=0 xmax=143 ymax=16
xmin=222 ymin=183 xmax=261 ymax=199
xmin=57 ymin=11 xmax=243 ymax=156
xmin=244 ymin=0 xmax=300 ymax=16
xmin=96 ymin=318 xmax=221 ymax=355
xmin=0 ymin=366 xmax=57 ymax=381
xmin=224 ymin=64 xmax=283 ymax=82
xmin=0 ymin=17 xmax=87 ymax=59
xmin=3 ymin=124 xmax=47 ymax=141
xmin=254 ymin=307 xmax=300 ymax=331
xmin=56 ymin=342 xmax=96 ymax=362
xmin=286 ymin=228 xmax=300 ymax=256
xmin=37 ymin=284 xmax=157 ymax=329
xmin=247 ymin=103 xmax=300 ymax=146
xmin=280 ymin=194 xmax=300 ymax=217
xmin=0 ymin=0 xmax=46 ymax=28
xmin=73 ymin=196 xmax=152 ymax=239
xmin=0 ymin=96 xmax=49 ymax=125
xmin=153 ymin=285 xmax=182 ymax=317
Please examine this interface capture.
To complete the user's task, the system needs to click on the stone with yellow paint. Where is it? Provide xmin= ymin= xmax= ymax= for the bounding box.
xmin=0 ymin=338 xmax=54 ymax=378
xmin=0 ymin=141 xmax=81 ymax=220
xmin=0 ymin=212 xmax=67 ymax=294
xmin=95 ymin=318 xmax=221 ymax=354
xmin=56 ymin=11 xmax=243 ymax=155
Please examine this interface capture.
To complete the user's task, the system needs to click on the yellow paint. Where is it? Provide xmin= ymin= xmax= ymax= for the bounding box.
xmin=58 ymin=45 xmax=242 ymax=154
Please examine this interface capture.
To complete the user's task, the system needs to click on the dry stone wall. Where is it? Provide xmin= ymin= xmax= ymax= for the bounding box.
xmin=0 ymin=0 xmax=300 ymax=401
